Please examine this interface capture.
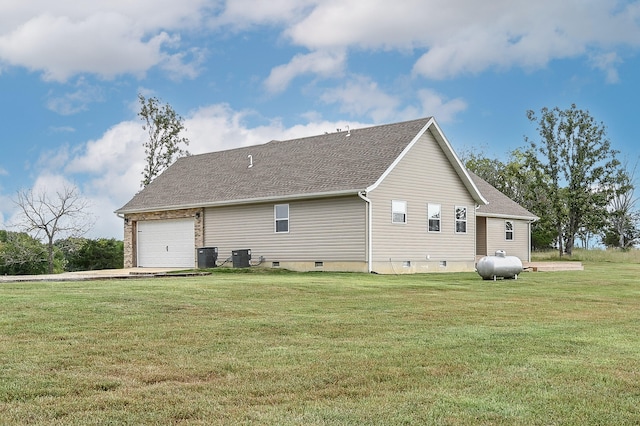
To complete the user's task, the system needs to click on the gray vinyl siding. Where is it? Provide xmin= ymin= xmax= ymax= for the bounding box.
xmin=204 ymin=195 xmax=366 ymax=262
xmin=368 ymin=129 xmax=476 ymax=262
xmin=485 ymin=217 xmax=529 ymax=261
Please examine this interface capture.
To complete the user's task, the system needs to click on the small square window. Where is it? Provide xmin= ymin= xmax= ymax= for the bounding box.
xmin=392 ymin=200 xmax=407 ymax=224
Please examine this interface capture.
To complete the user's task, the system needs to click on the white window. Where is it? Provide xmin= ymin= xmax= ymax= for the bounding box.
xmin=275 ymin=204 xmax=289 ymax=233
xmin=505 ymin=220 xmax=514 ymax=240
xmin=428 ymin=203 xmax=441 ymax=232
xmin=392 ymin=200 xmax=407 ymax=224
xmin=455 ymin=206 xmax=467 ymax=233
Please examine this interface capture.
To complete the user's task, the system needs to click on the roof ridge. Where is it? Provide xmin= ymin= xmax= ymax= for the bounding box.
xmin=270 ymin=116 xmax=432 ymax=144
xmin=180 ymin=117 xmax=433 ymax=160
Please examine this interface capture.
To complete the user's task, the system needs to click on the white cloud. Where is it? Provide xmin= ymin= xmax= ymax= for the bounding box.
xmin=320 ymin=76 xmax=466 ymax=123
xmin=278 ymin=0 xmax=640 ymax=81
xmin=416 ymin=89 xmax=467 ymax=123
xmin=160 ymin=46 xmax=208 ymax=81
xmin=264 ymin=49 xmax=346 ymax=93
xmin=0 ymin=199 xmax=13 ymax=231
xmin=284 ymin=0 xmax=429 ymax=50
xmin=320 ymin=76 xmax=399 ymax=123
xmin=35 ymin=144 xmax=71 ymax=174
xmin=0 ymin=1 xmax=211 ymax=81
xmin=212 ymin=0 xmax=316 ymax=29
xmin=186 ymin=103 xmax=368 ymax=153
xmin=0 ymin=14 xmax=165 ymax=81
xmin=589 ymin=51 xmax=621 ymax=84
xmin=46 ymin=79 xmax=105 ymax=115
xmin=2 ymin=0 xmax=637 ymax=85
xmin=65 ymin=121 xmax=146 ymax=197
xmin=30 ymin=172 xmax=75 ymax=195
xmin=0 ymin=1 xmax=209 ymax=32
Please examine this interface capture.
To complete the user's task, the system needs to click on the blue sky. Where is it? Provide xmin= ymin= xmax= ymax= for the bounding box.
xmin=1 ymin=0 xmax=639 ymax=239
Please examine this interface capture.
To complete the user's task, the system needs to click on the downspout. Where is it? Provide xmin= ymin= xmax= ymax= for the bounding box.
xmin=474 ymin=204 xmax=480 ymax=262
xmin=528 ymin=220 xmax=533 ymax=262
xmin=358 ymin=191 xmax=373 ymax=273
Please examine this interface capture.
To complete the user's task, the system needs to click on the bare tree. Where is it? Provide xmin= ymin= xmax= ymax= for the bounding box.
xmin=605 ymin=161 xmax=639 ymax=249
xmin=12 ymin=185 xmax=94 ymax=274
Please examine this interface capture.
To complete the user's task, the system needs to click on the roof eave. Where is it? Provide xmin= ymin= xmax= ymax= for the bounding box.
xmin=114 ymin=189 xmax=363 ymax=215
xmin=476 ymin=211 xmax=539 ymax=221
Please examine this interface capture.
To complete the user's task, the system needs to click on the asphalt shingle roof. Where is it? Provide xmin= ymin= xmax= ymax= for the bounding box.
xmin=469 ymin=171 xmax=538 ymax=220
xmin=117 ymin=117 xmax=433 ymax=213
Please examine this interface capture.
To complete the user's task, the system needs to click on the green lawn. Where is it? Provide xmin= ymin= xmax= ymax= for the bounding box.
xmin=1 ymin=263 xmax=639 ymax=425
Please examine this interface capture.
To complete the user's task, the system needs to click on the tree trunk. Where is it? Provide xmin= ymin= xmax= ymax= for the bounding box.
xmin=47 ymin=238 xmax=54 ymax=274
xmin=565 ymin=235 xmax=574 ymax=256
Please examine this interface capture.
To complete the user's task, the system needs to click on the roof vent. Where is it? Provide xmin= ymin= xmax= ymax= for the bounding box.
xmin=346 ymin=125 xmax=350 ymax=137
xmin=247 ymin=154 xmax=253 ymax=168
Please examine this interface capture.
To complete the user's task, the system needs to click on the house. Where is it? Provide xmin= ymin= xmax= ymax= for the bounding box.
xmin=115 ymin=117 xmax=535 ymax=274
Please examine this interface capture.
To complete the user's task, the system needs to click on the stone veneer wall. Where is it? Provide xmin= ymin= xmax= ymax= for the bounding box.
xmin=123 ymin=208 xmax=204 ymax=268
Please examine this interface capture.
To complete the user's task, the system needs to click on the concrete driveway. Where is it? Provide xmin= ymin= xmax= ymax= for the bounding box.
xmin=0 ymin=268 xmax=190 ymax=283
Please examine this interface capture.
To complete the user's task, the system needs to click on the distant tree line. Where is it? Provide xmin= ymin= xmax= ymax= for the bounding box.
xmin=0 ymin=231 xmax=123 ymax=275
xmin=462 ymin=104 xmax=639 ymax=254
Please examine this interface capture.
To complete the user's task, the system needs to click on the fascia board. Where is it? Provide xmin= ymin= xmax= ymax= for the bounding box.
xmin=476 ymin=212 xmax=539 ymax=221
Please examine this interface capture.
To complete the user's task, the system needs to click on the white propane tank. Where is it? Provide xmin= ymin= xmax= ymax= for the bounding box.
xmin=476 ymin=250 xmax=523 ymax=280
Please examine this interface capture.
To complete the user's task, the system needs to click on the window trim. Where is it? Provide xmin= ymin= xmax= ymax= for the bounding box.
xmin=427 ymin=203 xmax=441 ymax=232
xmin=274 ymin=204 xmax=289 ymax=233
xmin=391 ymin=200 xmax=407 ymax=224
xmin=454 ymin=205 xmax=467 ymax=234
xmin=505 ymin=220 xmax=514 ymax=241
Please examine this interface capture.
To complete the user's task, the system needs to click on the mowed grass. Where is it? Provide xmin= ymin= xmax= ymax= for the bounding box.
xmin=1 ymin=263 xmax=639 ymax=425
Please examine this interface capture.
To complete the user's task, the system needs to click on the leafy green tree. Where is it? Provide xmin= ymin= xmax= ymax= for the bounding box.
xmin=462 ymin=147 xmax=555 ymax=250
xmin=461 ymin=147 xmax=510 ymax=193
xmin=55 ymin=237 xmax=87 ymax=271
xmin=524 ymin=104 xmax=626 ymax=256
xmin=138 ymin=94 xmax=190 ymax=187
xmin=57 ymin=237 xmax=124 ymax=271
xmin=0 ymin=230 xmax=49 ymax=275
xmin=462 ymin=147 xmax=538 ymax=209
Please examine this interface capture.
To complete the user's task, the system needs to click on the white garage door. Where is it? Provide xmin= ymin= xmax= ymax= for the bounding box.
xmin=137 ymin=218 xmax=195 ymax=268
